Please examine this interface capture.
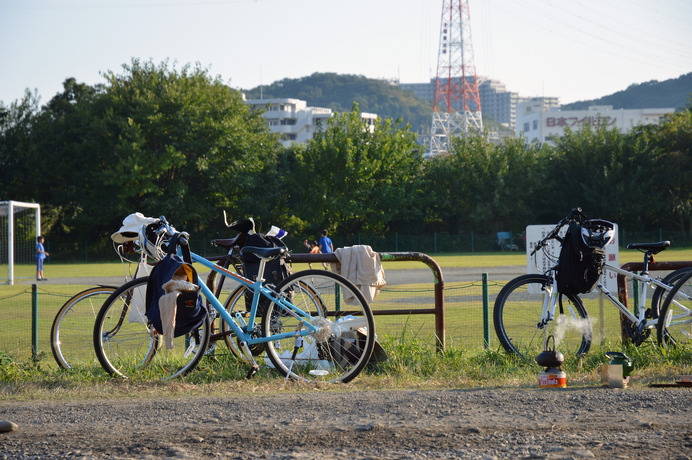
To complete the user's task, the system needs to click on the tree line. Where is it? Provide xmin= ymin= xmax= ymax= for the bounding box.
xmin=1 ymin=60 xmax=690 ymax=259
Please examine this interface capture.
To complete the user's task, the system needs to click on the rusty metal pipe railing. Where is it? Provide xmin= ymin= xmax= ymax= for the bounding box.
xmin=617 ymin=261 xmax=692 ymax=341
xmin=288 ymin=251 xmax=446 ymax=352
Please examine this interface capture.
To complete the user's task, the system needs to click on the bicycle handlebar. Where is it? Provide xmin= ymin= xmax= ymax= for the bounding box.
xmin=529 ymin=207 xmax=583 ymax=256
xmin=152 ymin=216 xmax=191 ymax=257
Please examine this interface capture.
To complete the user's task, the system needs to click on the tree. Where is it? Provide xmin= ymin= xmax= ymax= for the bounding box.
xmin=289 ymin=104 xmax=424 ymax=235
xmin=423 ymin=133 xmax=545 ymax=233
xmin=0 ymin=90 xmax=42 ymax=202
xmin=643 ymin=109 xmax=692 ymax=234
xmin=2 ymin=59 xmax=282 ymax=255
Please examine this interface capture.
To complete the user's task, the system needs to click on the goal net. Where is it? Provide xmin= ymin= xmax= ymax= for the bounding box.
xmin=0 ymin=201 xmax=41 ymax=285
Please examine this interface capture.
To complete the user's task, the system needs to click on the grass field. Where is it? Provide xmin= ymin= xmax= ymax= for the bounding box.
xmin=1 ymin=249 xmax=690 ymax=398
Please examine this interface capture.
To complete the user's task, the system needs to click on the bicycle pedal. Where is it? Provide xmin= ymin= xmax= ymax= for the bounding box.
xmin=246 ymin=364 xmax=260 ymax=380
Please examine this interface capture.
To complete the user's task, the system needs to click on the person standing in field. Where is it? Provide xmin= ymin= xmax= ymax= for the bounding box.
xmin=36 ymin=235 xmax=49 ymax=281
xmin=318 ymin=230 xmax=333 ymax=269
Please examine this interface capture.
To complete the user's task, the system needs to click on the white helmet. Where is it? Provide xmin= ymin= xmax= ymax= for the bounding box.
xmin=138 ymin=219 xmax=174 ymax=261
xmin=581 ymin=219 xmax=614 ymax=249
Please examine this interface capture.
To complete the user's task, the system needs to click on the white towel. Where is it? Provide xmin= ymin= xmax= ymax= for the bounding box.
xmin=332 ymin=245 xmax=386 ymax=304
xmin=159 ymin=278 xmax=198 ymax=349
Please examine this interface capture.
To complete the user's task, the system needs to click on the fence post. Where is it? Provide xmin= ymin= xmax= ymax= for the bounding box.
xmin=471 ymin=231 xmax=475 ymax=253
xmin=32 ymin=284 xmax=38 ymax=361
xmin=482 ymin=273 xmax=489 ymax=348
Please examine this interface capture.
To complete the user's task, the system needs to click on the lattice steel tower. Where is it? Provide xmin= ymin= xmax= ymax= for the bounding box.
xmin=429 ymin=0 xmax=483 ymax=155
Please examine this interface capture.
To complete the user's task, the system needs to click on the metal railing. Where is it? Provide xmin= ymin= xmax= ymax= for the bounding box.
xmin=288 ymin=252 xmax=446 ymax=351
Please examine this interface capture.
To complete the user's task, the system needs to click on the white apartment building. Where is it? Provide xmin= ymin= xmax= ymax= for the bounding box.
xmin=244 ymin=98 xmax=377 ymax=148
xmin=516 ymin=101 xmax=675 ymax=144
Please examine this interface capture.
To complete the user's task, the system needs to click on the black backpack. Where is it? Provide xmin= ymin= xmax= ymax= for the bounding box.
xmin=241 ymin=232 xmax=291 ymax=284
xmin=145 ymin=254 xmax=206 ymax=337
xmin=556 ymin=221 xmax=607 ymax=295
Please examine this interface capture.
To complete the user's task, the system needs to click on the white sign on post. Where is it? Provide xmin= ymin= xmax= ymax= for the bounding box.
xmin=525 ymin=223 xmax=619 ymax=293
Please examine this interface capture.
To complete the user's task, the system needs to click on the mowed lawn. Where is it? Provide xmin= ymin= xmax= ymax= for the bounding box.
xmin=2 ymin=248 xmax=691 ymax=362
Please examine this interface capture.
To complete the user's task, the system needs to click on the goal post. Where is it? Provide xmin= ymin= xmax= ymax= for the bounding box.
xmin=0 ymin=201 xmax=41 ymax=285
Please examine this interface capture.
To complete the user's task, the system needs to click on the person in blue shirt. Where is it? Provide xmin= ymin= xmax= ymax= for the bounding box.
xmin=318 ymin=230 xmax=333 ymax=269
xmin=36 ymin=235 xmax=49 ymax=281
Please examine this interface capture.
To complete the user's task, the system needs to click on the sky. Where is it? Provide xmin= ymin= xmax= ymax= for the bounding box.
xmin=1 ymin=0 xmax=690 ymax=107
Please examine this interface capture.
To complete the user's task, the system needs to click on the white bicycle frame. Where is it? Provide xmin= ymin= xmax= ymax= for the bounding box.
xmin=539 ymin=262 xmax=686 ymax=332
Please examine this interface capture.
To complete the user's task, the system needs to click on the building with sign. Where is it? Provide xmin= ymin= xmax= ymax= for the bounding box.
xmin=516 ymin=101 xmax=675 ymax=144
xmin=244 ymin=97 xmax=377 ymax=148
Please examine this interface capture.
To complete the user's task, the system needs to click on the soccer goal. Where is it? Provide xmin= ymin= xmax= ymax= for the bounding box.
xmin=0 ymin=201 xmax=41 ymax=285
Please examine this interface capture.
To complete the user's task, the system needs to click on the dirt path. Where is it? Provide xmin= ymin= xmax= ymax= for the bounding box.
xmin=1 ymin=387 xmax=690 ymax=459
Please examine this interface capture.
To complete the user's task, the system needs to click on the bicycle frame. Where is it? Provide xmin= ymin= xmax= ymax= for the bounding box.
xmin=193 ymin=253 xmax=318 ymax=343
xmin=596 ymin=262 xmax=674 ymax=328
xmin=536 ymin=262 xmax=675 ymax=334
xmin=189 ymin=252 xmax=368 ymax=354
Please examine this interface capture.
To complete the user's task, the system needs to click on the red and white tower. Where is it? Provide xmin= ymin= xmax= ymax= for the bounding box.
xmin=430 ymin=0 xmax=483 ymax=155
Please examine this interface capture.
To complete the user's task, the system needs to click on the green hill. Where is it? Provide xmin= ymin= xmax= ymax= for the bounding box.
xmin=561 ymin=72 xmax=692 ymax=111
xmin=243 ymin=72 xmax=433 ymax=133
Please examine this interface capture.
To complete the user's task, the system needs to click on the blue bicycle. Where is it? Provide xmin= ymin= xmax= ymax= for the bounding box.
xmin=93 ymin=217 xmax=376 ymax=383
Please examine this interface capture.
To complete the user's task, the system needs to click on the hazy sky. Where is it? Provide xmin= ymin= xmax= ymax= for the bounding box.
xmin=1 ymin=0 xmax=690 ymax=106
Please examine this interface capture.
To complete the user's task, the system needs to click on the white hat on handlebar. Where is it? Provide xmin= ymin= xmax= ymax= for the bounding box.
xmin=111 ymin=212 xmax=158 ymax=244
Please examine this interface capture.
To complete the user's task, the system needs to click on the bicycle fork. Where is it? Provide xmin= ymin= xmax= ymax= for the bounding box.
xmin=537 ymin=274 xmax=560 ymax=329
xmin=538 ymin=274 xmax=586 ymax=330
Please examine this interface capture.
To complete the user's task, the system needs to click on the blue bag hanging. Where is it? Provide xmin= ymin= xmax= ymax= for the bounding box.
xmin=145 ymin=254 xmax=206 ymax=337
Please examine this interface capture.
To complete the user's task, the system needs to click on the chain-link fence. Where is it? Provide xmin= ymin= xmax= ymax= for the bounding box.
xmin=2 ymin=274 xmax=658 ymax=366
xmin=53 ymin=228 xmax=692 ymax=263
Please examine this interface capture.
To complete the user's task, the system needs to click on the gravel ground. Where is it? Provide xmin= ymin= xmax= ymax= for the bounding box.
xmin=1 ymin=387 xmax=690 ymax=459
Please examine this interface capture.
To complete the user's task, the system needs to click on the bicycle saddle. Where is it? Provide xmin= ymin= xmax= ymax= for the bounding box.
xmin=211 ymin=234 xmax=242 ymax=251
xmin=241 ymin=246 xmax=286 ymax=260
xmin=626 ymin=241 xmax=670 ymax=254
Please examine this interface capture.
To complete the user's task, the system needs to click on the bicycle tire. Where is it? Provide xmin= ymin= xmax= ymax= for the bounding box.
xmin=494 ymin=274 xmax=592 ymax=359
xmin=50 ymin=286 xmax=117 ymax=370
xmin=262 ymin=270 xmax=375 ymax=383
xmin=657 ymin=269 xmax=692 ymax=349
xmin=651 ymin=267 xmax=692 ymax=319
xmin=93 ymin=276 xmax=211 ymax=380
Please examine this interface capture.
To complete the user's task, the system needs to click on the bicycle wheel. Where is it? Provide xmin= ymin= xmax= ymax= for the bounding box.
xmin=657 ymin=269 xmax=692 ymax=349
xmin=51 ymin=286 xmax=117 ymax=370
xmin=93 ymin=276 xmax=211 ymax=380
xmin=494 ymin=274 xmax=592 ymax=359
xmin=262 ymin=270 xmax=375 ymax=383
xmin=651 ymin=267 xmax=692 ymax=319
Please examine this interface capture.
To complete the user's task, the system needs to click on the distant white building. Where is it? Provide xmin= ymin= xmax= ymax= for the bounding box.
xmin=516 ymin=101 xmax=675 ymax=144
xmin=244 ymin=98 xmax=377 ymax=148
xmin=400 ymin=77 xmax=530 ymax=130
